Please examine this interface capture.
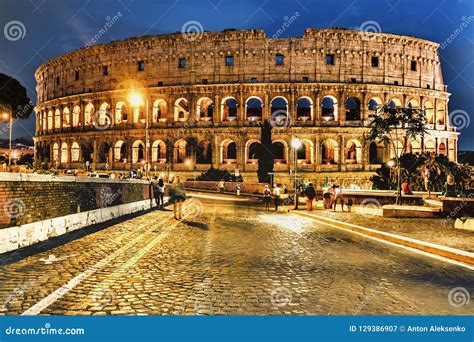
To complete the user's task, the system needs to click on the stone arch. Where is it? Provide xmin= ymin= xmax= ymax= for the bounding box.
xmin=369 ymin=141 xmax=383 ymax=164
xmin=54 ymin=108 xmax=61 ymax=129
xmin=407 ymin=140 xmax=421 ymax=154
xmin=52 ymin=142 xmax=59 ymax=162
xmin=221 ymin=139 xmax=237 ymax=163
xmin=245 ymin=96 xmax=263 ymax=121
xmin=72 ymin=105 xmax=81 ymax=127
xmin=424 ymin=100 xmax=434 ymax=125
xmin=196 ymin=97 xmax=214 ymax=121
xmin=321 ymin=138 xmax=339 ymax=164
xmin=367 ymin=97 xmax=383 ymax=111
xmin=81 ymin=142 xmax=93 ymax=163
xmin=174 ymin=98 xmax=189 ymax=122
xmin=425 ymin=140 xmax=436 ymax=153
xmin=296 ymin=139 xmax=314 ymax=164
xmin=174 ymin=139 xmax=189 ymax=163
xmin=296 ymin=97 xmax=313 ymax=120
xmin=84 ymin=103 xmax=94 ymax=126
xmin=115 ymin=101 xmax=128 ymax=124
xmin=387 ymin=97 xmax=402 ymax=108
xmin=114 ymin=140 xmax=127 ymax=163
xmin=345 ymin=97 xmax=361 ymax=120
xmin=321 ymin=95 xmax=338 ymax=121
xmin=60 ymin=142 xmax=68 ymax=163
xmin=132 ymin=140 xmax=145 ymax=164
xmin=221 ymin=96 xmax=238 ymax=121
xmin=47 ymin=110 xmax=53 ymax=130
xmin=196 ymin=140 xmax=212 ymax=164
xmin=436 ymin=102 xmax=445 ymax=125
xmin=62 ymin=107 xmax=70 ymax=127
xmin=270 ymin=96 xmax=288 ymax=115
xmin=71 ymin=142 xmax=80 ymax=162
xmin=152 ymin=99 xmax=168 ymax=122
xmin=98 ymin=102 xmax=111 ymax=127
xmin=346 ymin=139 xmax=362 ymax=164
xmin=246 ymin=139 xmax=262 ymax=163
xmin=151 ymin=140 xmax=166 ymax=163
xmin=98 ymin=141 xmax=111 ymax=163
xmin=271 ymin=140 xmax=288 ymax=164
xmin=407 ymin=99 xmax=420 ymax=109
xmin=439 ymin=142 xmax=447 ymax=156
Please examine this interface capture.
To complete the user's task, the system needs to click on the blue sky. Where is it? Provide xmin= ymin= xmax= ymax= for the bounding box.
xmin=0 ymin=0 xmax=473 ymax=149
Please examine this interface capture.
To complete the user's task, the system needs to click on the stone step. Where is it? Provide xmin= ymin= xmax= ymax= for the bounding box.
xmin=424 ymin=198 xmax=443 ymax=208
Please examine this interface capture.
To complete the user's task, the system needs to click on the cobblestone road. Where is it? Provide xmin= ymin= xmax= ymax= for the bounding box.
xmin=0 ymin=197 xmax=473 ymax=315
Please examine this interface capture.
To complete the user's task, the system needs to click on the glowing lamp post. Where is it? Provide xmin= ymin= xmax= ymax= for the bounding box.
xmin=1 ymin=111 xmax=13 ymax=166
xmin=129 ymin=91 xmax=149 ymax=178
xmin=291 ymin=137 xmax=302 ymax=209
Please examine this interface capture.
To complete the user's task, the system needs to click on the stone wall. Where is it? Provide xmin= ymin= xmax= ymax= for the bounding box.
xmin=0 ymin=172 xmax=151 ymax=229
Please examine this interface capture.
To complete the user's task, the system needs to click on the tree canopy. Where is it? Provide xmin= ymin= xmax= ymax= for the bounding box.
xmin=0 ymin=73 xmax=33 ymax=120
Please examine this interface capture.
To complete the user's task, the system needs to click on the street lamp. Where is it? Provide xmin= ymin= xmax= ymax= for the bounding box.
xmin=291 ymin=137 xmax=302 ymax=209
xmin=128 ymin=91 xmax=149 ymax=178
xmin=1 ymin=111 xmax=13 ymax=167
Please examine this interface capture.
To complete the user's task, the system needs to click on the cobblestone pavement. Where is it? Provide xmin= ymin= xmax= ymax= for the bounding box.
xmin=0 ymin=198 xmax=473 ymax=315
xmin=314 ymin=209 xmax=474 ymax=252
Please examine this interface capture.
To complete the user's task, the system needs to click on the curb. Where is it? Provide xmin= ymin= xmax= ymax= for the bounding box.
xmin=295 ymin=211 xmax=474 ymax=267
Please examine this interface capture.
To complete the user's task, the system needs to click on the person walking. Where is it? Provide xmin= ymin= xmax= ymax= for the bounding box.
xmin=170 ymin=176 xmax=186 ymax=220
xmin=263 ymin=184 xmax=272 ymax=211
xmin=332 ymin=185 xmax=344 ymax=211
xmin=422 ymin=166 xmax=431 ymax=197
xmin=218 ymin=180 xmax=225 ymax=194
xmin=305 ymin=182 xmax=316 ymax=211
xmin=273 ymin=183 xmax=282 ymax=212
xmin=323 ymin=186 xmax=332 ymax=209
xmin=236 ymin=184 xmax=241 ymax=196
xmin=156 ymin=178 xmax=166 ymax=208
xmin=151 ymin=176 xmax=159 ymax=207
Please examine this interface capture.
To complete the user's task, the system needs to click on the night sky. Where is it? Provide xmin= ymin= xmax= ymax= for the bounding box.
xmin=0 ymin=0 xmax=472 ymax=149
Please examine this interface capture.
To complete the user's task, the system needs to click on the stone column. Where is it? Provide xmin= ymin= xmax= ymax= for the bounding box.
xmin=263 ymin=92 xmax=270 ymax=121
xmin=314 ymin=91 xmax=321 ymax=123
xmin=361 ymin=91 xmax=368 ymax=121
xmin=338 ymin=91 xmax=346 ymax=125
xmin=238 ymin=89 xmax=245 ymax=121
xmin=339 ymin=135 xmax=346 ymax=171
xmin=213 ymin=94 xmax=220 ymax=123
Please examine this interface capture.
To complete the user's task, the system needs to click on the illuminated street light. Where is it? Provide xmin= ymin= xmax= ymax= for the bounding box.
xmin=387 ymin=160 xmax=396 ymax=167
xmin=0 ymin=110 xmax=13 ymax=166
xmin=129 ymin=92 xmax=143 ymax=107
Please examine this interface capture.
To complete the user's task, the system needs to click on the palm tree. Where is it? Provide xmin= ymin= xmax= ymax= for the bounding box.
xmin=366 ymin=103 xmax=427 ymax=204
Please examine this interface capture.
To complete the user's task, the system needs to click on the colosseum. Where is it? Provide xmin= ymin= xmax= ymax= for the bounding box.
xmin=34 ymin=28 xmax=458 ymax=188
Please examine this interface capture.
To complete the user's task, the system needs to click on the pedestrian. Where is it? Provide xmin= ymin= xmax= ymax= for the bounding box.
xmin=151 ymin=176 xmax=159 ymax=206
xmin=218 ymin=180 xmax=225 ymax=193
xmin=442 ymin=174 xmax=457 ymax=197
xmin=273 ymin=183 xmax=282 ymax=212
xmin=323 ymin=186 xmax=332 ymax=209
xmin=305 ymin=182 xmax=316 ymax=211
xmin=236 ymin=183 xmax=241 ymax=196
xmin=401 ymin=178 xmax=413 ymax=195
xmin=332 ymin=185 xmax=344 ymax=211
xmin=422 ymin=166 xmax=431 ymax=197
xmin=170 ymin=176 xmax=186 ymax=220
xmin=263 ymin=184 xmax=272 ymax=210
xmin=156 ymin=178 xmax=166 ymax=208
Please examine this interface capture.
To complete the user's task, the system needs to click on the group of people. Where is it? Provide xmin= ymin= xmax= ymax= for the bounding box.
xmin=151 ymin=176 xmax=187 ymax=220
xmin=401 ymin=167 xmax=459 ymax=198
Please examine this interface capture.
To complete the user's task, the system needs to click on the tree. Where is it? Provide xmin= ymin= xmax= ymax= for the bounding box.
xmin=257 ymin=120 xmax=273 ymax=183
xmin=0 ymin=73 xmax=33 ymax=119
xmin=366 ymin=104 xmax=427 ymax=204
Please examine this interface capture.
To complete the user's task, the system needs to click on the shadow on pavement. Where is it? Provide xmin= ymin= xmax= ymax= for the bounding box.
xmin=181 ymin=220 xmax=208 ymax=230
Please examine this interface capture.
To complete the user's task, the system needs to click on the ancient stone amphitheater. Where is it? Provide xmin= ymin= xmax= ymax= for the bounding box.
xmin=34 ymin=28 xmax=458 ymax=188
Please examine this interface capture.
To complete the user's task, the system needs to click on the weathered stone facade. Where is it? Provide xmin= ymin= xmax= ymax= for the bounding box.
xmin=34 ymin=28 xmax=459 ymax=188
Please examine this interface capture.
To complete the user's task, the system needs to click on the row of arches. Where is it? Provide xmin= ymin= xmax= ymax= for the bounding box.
xmin=38 ymin=95 xmax=447 ymax=131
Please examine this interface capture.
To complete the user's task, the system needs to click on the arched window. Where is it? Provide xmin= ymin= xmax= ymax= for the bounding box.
xmin=60 ymin=142 xmax=68 ymax=163
xmin=151 ymin=140 xmax=166 ymax=163
xmin=369 ymin=141 xmax=382 ymax=164
xmin=297 ymin=97 xmax=312 ymax=120
xmin=197 ymin=98 xmax=214 ymax=121
xmin=436 ymin=103 xmax=445 ymax=125
xmin=246 ymin=140 xmax=262 ymax=163
xmin=47 ymin=110 xmax=53 ymax=130
xmin=174 ymin=139 xmax=188 ymax=163
xmin=174 ymin=98 xmax=189 ymax=122
xmin=221 ymin=97 xmax=238 ymax=121
xmin=98 ymin=142 xmax=111 ymax=163
xmin=71 ymin=142 xmax=80 ymax=162
xmin=221 ymin=140 xmax=237 ymax=163
xmin=197 ymin=140 xmax=212 ymax=164
xmin=84 ymin=103 xmax=94 ymax=126
xmin=98 ymin=102 xmax=111 ymax=128
xmin=425 ymin=140 xmax=436 ymax=153
xmin=407 ymin=99 xmax=420 ymax=110
xmin=271 ymin=141 xmax=287 ymax=164
xmin=54 ymin=109 xmax=61 ymax=129
xmin=62 ymin=107 xmax=70 ymax=127
xmin=72 ymin=105 xmax=80 ymax=127
xmin=345 ymin=140 xmax=362 ymax=164
xmin=152 ymin=100 xmax=168 ymax=122
xmin=388 ymin=98 xmax=402 ymax=109
xmin=132 ymin=140 xmax=145 ymax=164
xmin=81 ymin=142 xmax=93 ymax=163
xmin=321 ymin=139 xmax=339 ymax=164
xmin=368 ymin=97 xmax=382 ymax=112
xmin=296 ymin=140 xmax=313 ymax=164
xmin=270 ymin=97 xmax=288 ymax=115
xmin=407 ymin=140 xmax=421 ymax=154
xmin=115 ymin=102 xmax=128 ymax=124
xmin=114 ymin=140 xmax=127 ymax=162
xmin=52 ymin=143 xmax=59 ymax=162
xmin=424 ymin=101 xmax=434 ymax=125
xmin=345 ymin=97 xmax=361 ymax=120
xmin=321 ymin=96 xmax=338 ymax=121
xmin=439 ymin=142 xmax=447 ymax=156
xmin=245 ymin=97 xmax=263 ymax=121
